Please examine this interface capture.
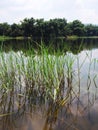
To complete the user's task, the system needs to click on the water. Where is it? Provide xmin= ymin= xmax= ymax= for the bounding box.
xmin=0 ymin=38 xmax=98 ymax=130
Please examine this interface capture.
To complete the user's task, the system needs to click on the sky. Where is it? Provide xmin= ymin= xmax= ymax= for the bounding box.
xmin=0 ymin=0 xmax=98 ymax=24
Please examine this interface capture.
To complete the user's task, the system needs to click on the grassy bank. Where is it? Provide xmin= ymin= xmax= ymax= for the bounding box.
xmin=0 ymin=36 xmax=31 ymax=41
xmin=67 ymin=35 xmax=78 ymax=40
xmin=1 ymin=35 xmax=98 ymax=42
xmin=67 ymin=35 xmax=98 ymax=40
xmin=0 ymin=36 xmax=13 ymax=41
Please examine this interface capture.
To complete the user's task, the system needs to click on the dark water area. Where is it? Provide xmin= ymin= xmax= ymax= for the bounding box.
xmin=0 ymin=38 xmax=98 ymax=130
xmin=0 ymin=38 xmax=98 ymax=53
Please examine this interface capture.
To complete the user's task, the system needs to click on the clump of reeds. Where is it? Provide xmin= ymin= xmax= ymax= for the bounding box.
xmin=0 ymin=44 xmax=68 ymax=103
xmin=1 ymin=42 xmax=97 ymax=106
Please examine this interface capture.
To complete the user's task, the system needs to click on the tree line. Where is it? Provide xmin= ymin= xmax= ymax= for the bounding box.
xmin=0 ymin=17 xmax=98 ymax=38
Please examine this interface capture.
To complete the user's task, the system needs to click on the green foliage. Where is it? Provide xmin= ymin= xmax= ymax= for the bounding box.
xmin=0 ymin=45 xmax=65 ymax=101
xmin=0 ymin=22 xmax=11 ymax=36
xmin=85 ymin=24 xmax=98 ymax=36
xmin=0 ymin=18 xmax=98 ymax=38
xmin=10 ymin=23 xmax=23 ymax=37
xmin=66 ymin=20 xmax=86 ymax=36
xmin=21 ymin=17 xmax=35 ymax=37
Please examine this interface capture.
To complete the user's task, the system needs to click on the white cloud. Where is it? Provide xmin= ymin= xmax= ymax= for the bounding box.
xmin=79 ymin=9 xmax=98 ymax=24
xmin=74 ymin=0 xmax=98 ymax=24
xmin=0 ymin=0 xmax=98 ymax=24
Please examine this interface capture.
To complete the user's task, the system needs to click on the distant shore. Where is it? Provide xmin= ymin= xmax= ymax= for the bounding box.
xmin=0 ymin=36 xmax=31 ymax=41
xmin=1 ymin=35 xmax=98 ymax=42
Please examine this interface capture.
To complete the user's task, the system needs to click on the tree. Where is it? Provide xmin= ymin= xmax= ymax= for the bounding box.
xmin=64 ymin=23 xmax=73 ymax=36
xmin=41 ymin=18 xmax=67 ymax=38
xmin=85 ymin=24 xmax=98 ymax=36
xmin=0 ymin=22 xmax=11 ymax=36
xmin=10 ymin=23 xmax=23 ymax=37
xmin=1 ymin=17 xmax=98 ymax=38
xmin=34 ymin=19 xmax=44 ymax=37
xmin=70 ymin=20 xmax=85 ymax=36
xmin=21 ymin=18 xmax=35 ymax=37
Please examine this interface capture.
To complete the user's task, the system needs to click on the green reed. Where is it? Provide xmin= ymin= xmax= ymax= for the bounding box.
xmin=0 ymin=43 xmax=96 ymax=104
xmin=0 ymin=44 xmax=67 ymax=101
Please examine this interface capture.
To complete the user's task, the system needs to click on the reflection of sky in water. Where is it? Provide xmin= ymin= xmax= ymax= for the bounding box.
xmin=72 ymin=49 xmax=98 ymax=97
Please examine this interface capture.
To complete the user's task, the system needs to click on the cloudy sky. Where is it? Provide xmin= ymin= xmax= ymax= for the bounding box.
xmin=0 ymin=0 xmax=98 ymax=24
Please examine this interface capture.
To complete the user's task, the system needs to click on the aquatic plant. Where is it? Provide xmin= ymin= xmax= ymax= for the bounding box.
xmin=0 ymin=45 xmax=66 ymax=102
xmin=0 ymin=43 xmax=97 ymax=105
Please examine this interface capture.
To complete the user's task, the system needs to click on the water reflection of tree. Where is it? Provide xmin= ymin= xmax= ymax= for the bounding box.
xmin=1 ymin=38 xmax=98 ymax=54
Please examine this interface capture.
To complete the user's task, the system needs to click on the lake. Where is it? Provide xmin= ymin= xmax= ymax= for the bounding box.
xmin=0 ymin=38 xmax=98 ymax=130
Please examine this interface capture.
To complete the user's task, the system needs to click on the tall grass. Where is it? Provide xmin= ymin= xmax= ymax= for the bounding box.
xmin=0 ymin=43 xmax=97 ymax=105
xmin=0 ymin=45 xmax=67 ymax=102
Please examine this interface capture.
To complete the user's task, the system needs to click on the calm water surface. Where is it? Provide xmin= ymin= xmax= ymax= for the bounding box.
xmin=0 ymin=38 xmax=98 ymax=130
